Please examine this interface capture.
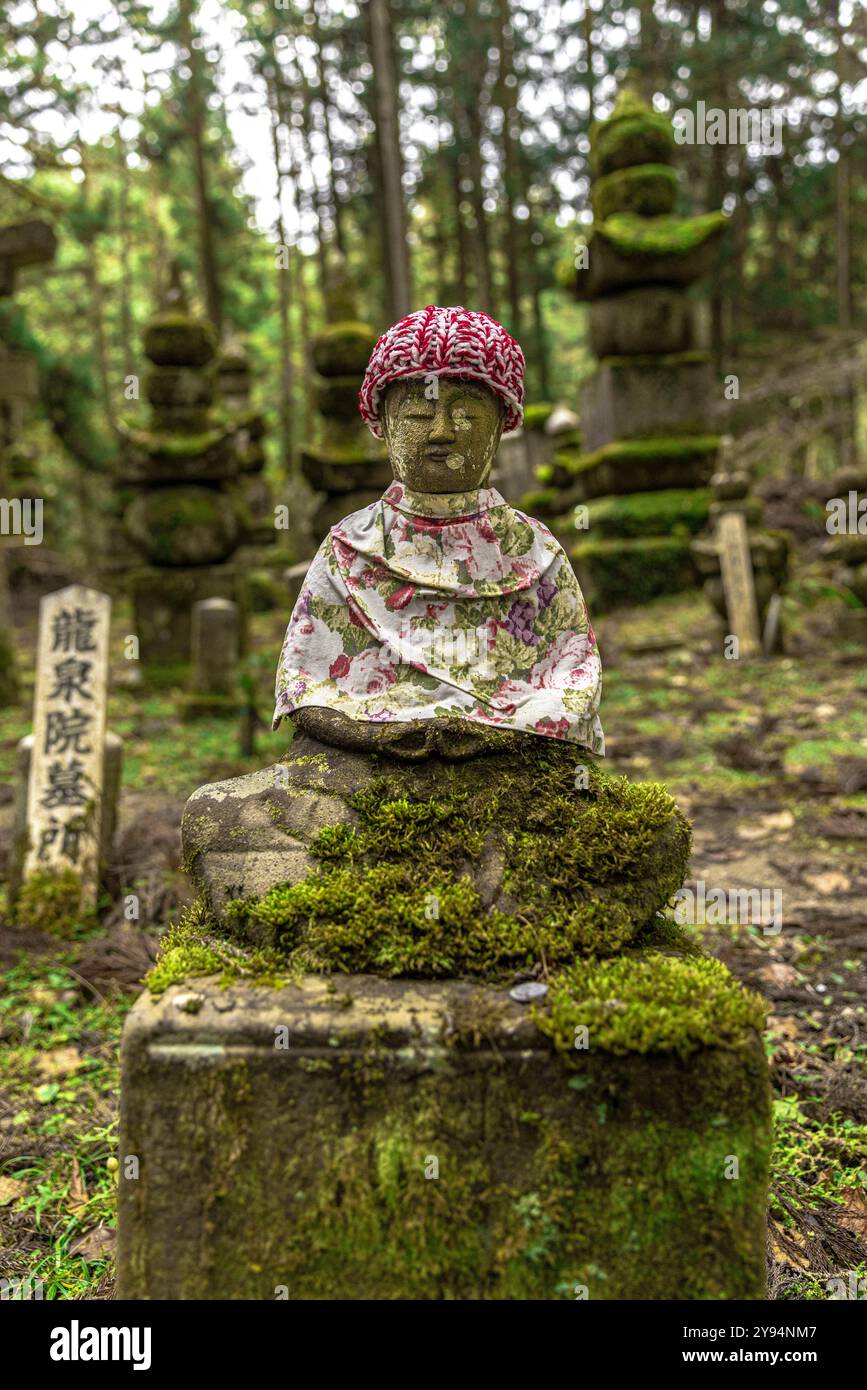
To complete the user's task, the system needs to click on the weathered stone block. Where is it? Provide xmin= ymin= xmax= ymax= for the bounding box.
xmin=130 ymin=565 xmax=247 ymax=667
xmin=560 ymin=437 xmax=719 ymax=503
xmin=125 ymin=486 xmax=240 ymax=566
xmin=589 ymin=287 xmax=694 ymax=358
xmin=299 ymin=445 xmax=391 ymax=497
xmin=312 ymin=322 xmax=377 ymax=376
xmin=580 ymin=356 xmax=714 ymax=452
xmin=575 ymin=214 xmax=726 ymax=301
xmin=117 ymin=972 xmax=770 ymax=1300
xmin=313 ymin=374 xmax=366 ymax=420
xmin=572 ymin=535 xmax=698 ymax=611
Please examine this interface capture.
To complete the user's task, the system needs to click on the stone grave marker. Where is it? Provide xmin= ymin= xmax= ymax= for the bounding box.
xmin=179 ymin=596 xmax=240 ymax=720
xmin=717 ymin=510 xmax=761 ymax=659
xmin=23 ymin=584 xmax=112 ymax=905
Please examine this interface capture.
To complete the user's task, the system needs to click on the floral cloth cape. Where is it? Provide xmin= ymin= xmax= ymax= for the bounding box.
xmin=273 ymin=482 xmax=605 ymax=753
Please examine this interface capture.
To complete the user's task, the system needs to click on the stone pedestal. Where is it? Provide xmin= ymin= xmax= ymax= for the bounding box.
xmin=179 ymin=597 xmax=241 ymax=720
xmin=117 ymin=971 xmax=770 ymax=1300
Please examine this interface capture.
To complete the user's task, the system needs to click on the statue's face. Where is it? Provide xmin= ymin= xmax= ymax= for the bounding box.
xmin=381 ymin=377 xmax=505 ymax=492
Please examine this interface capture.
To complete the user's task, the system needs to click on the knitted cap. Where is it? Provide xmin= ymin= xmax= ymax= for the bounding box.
xmin=358 ymin=305 xmax=525 ymax=438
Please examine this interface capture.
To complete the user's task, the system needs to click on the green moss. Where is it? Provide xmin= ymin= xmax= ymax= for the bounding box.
xmin=592 ymin=164 xmax=679 ymax=222
xmin=312 ymin=321 xmax=377 ymax=376
xmin=578 ymin=487 xmax=712 ymax=539
xmin=522 ymin=402 xmax=555 ymax=432
xmin=210 ymin=750 xmax=692 ymax=979
xmin=14 ymin=868 xmax=99 ymax=937
xmin=559 ymin=434 xmax=720 ymax=478
xmin=599 ymin=210 xmax=728 ymax=257
xmin=146 ymin=900 xmax=297 ymax=994
xmin=534 ymin=952 xmax=766 ymax=1059
xmin=572 ymin=535 xmax=697 ymax=610
xmin=591 ymin=94 xmax=676 ymax=178
xmin=519 ymin=486 xmax=561 ymax=516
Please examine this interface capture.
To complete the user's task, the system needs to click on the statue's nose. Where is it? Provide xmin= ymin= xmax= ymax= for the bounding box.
xmin=428 ymin=402 xmax=456 ymax=444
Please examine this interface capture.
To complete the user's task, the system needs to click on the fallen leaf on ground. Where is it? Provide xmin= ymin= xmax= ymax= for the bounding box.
xmin=0 ymin=1176 xmax=27 ymax=1206
xmin=803 ymin=870 xmax=851 ymax=895
xmin=737 ymin=810 xmax=796 ymax=840
xmin=36 ymin=1047 xmax=82 ymax=1079
xmin=758 ymin=962 xmax=802 ymax=989
xmin=69 ymin=1226 xmax=116 ymax=1262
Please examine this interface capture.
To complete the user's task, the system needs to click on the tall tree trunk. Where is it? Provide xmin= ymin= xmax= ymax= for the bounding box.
xmin=297 ymin=72 xmax=331 ymax=300
xmin=310 ymin=0 xmax=346 ymax=255
xmin=496 ymin=0 xmax=523 ymax=337
xmin=452 ymin=155 xmax=470 ymax=304
xmin=368 ymin=0 xmax=412 ymax=318
xmin=267 ymin=73 xmax=296 ymax=468
xmin=178 ymin=0 xmax=222 ymax=333
xmin=465 ymin=100 xmax=495 ymax=314
xmin=276 ymin=71 xmax=315 ymax=441
xmin=116 ymin=133 xmax=134 ymax=384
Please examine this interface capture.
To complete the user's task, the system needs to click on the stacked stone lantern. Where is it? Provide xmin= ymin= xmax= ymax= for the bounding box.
xmin=120 ymin=266 xmax=246 ymax=681
xmin=551 ymin=89 xmax=728 ymax=610
xmin=217 ymin=337 xmax=274 ymax=550
xmin=300 ymin=258 xmax=389 ymax=541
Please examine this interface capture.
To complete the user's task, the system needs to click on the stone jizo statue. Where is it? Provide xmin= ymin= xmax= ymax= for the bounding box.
xmin=274 ymin=305 xmax=604 ymax=760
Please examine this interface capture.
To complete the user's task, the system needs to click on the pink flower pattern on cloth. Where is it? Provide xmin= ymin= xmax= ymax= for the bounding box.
xmin=273 ymin=482 xmax=605 ymax=754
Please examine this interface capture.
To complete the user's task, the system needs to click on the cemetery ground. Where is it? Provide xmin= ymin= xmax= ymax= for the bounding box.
xmin=1 ymin=579 xmax=866 ymax=1301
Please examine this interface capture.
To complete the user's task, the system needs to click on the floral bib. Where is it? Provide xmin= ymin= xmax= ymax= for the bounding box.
xmin=273 ymin=482 xmax=604 ymax=753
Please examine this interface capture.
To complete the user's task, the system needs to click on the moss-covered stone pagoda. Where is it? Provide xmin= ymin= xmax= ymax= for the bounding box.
xmin=119 ymin=265 xmax=246 ymax=681
xmin=536 ymin=89 xmax=728 ymax=610
xmin=299 ymin=257 xmax=389 ymax=541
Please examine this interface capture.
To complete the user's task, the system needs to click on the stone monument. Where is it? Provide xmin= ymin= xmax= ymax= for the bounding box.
xmin=118 ymin=307 xmax=770 ymax=1301
xmin=118 ymin=264 xmax=246 ymax=683
xmin=534 ymin=89 xmax=727 ymax=610
xmin=13 ymin=584 xmax=117 ymax=911
xmin=690 ymin=445 xmax=789 ymax=654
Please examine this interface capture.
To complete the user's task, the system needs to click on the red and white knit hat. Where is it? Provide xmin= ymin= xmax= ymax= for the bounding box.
xmin=358 ymin=305 xmax=525 ymax=438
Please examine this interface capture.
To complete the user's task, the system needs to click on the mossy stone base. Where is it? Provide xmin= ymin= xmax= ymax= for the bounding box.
xmin=572 ymin=535 xmax=698 ymax=611
xmin=117 ymin=971 xmax=770 ymax=1299
xmin=580 ymin=356 xmax=713 ymax=453
xmin=577 ymin=487 xmax=712 ymax=540
xmin=181 ymin=732 xmax=691 ymax=968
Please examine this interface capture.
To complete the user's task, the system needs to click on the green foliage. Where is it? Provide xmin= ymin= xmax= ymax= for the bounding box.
xmin=535 ymin=953 xmax=767 ymax=1059
xmin=14 ymin=870 xmax=99 ymax=938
